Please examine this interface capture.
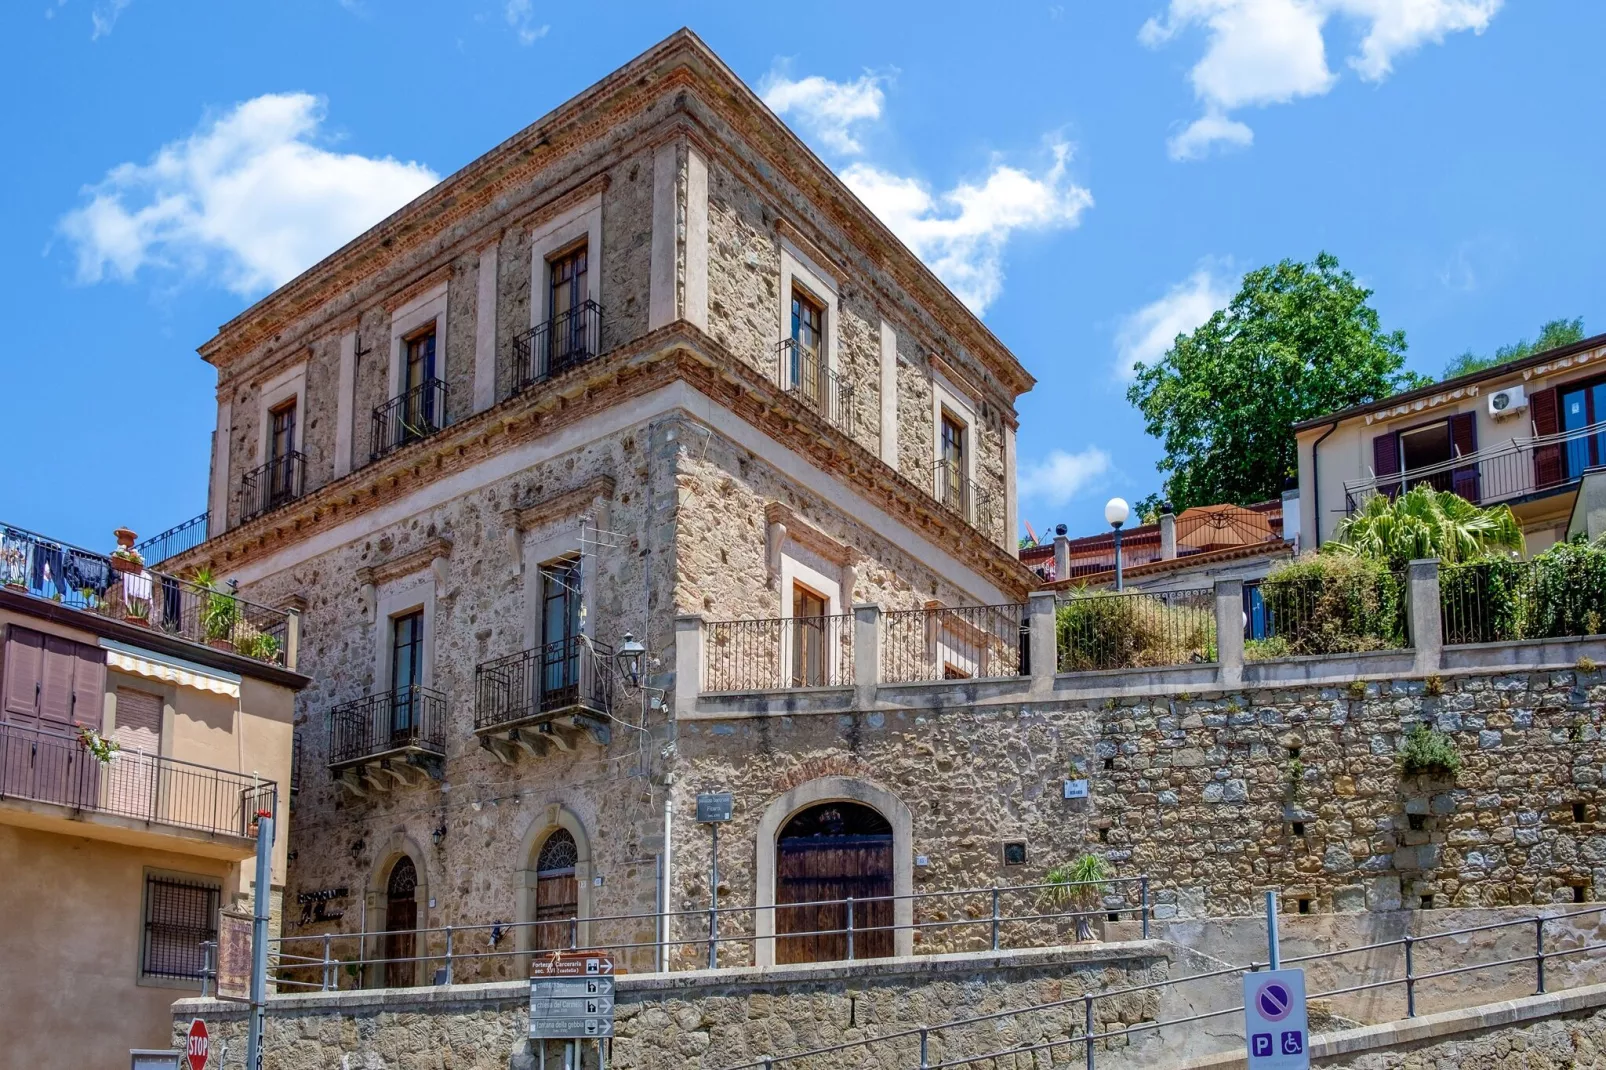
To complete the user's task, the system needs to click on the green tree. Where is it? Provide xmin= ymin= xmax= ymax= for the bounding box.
xmin=1330 ymin=487 xmax=1524 ymax=567
xmin=1127 ymin=253 xmax=1426 ymax=511
xmin=1442 ymin=317 xmax=1586 ymax=379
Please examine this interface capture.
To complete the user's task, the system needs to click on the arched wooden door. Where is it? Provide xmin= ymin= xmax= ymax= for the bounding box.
xmin=775 ymin=802 xmax=894 ymax=964
xmin=383 ymin=857 xmax=418 ymax=988
xmin=534 ymin=830 xmax=579 ymax=951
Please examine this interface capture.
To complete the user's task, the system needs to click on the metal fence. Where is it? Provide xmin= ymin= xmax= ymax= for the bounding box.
xmin=510 ymin=300 xmax=604 ymax=398
xmin=266 ymin=875 xmax=1151 ymax=990
xmin=722 ymin=904 xmax=1606 ymax=1070
xmin=371 ymin=377 xmax=449 ymax=462
xmin=929 ymin=461 xmax=997 ymax=538
xmin=475 ymin=637 xmax=615 ymax=730
xmin=238 ymin=451 xmax=306 ymax=523
xmin=327 ymin=686 xmax=448 ymax=768
xmin=1442 ymin=558 xmax=1606 ymax=645
xmin=1056 ymin=587 xmax=1216 ymax=672
xmin=881 ymin=603 xmax=1029 ymax=683
xmin=1244 ymin=568 xmax=1408 ymax=660
xmin=0 ymin=523 xmax=292 ymax=666
xmin=704 ymin=615 xmax=854 ymax=691
xmin=0 ymin=720 xmax=275 ymax=837
xmin=775 ymin=339 xmax=855 ymax=436
xmin=134 ymin=512 xmax=208 ymax=566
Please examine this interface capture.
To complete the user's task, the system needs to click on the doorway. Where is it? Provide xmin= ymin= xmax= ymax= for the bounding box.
xmin=533 ymin=829 xmax=580 ymax=951
xmin=383 ymin=856 xmax=418 ymax=988
xmin=775 ymin=802 xmax=894 ymax=964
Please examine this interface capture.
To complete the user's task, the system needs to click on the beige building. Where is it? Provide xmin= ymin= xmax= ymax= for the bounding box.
xmin=160 ymin=29 xmax=1035 ymax=984
xmin=0 ymin=523 xmax=306 ymax=1067
xmin=1295 ymin=331 xmax=1606 ymax=551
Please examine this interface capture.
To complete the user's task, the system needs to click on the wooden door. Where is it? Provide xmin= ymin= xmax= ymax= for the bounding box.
xmin=775 ymin=803 xmax=894 ymax=964
xmin=0 ymin=626 xmax=102 ymax=808
xmin=383 ymin=857 xmax=418 ymax=988
xmin=534 ymin=829 xmax=580 ymax=951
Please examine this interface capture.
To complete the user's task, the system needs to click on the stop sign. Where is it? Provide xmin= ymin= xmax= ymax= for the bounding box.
xmin=186 ymin=1018 xmax=209 ymax=1070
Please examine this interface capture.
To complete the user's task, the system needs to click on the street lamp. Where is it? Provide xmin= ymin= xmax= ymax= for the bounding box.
xmin=1105 ymin=497 xmax=1131 ymax=591
xmin=615 ymin=632 xmax=647 ymax=687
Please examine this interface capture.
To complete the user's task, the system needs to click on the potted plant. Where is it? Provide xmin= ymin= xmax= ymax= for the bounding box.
xmin=77 ymin=725 xmax=121 ymax=764
xmin=109 ymin=527 xmax=144 ymax=576
xmin=1041 ymin=853 xmax=1112 ymax=941
xmin=239 ymin=630 xmax=282 ymax=664
xmin=124 ymin=598 xmax=151 ymax=627
xmin=193 ymin=567 xmax=240 ymax=650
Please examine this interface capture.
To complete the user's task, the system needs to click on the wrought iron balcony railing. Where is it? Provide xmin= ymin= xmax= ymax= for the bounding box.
xmin=509 ymin=300 xmax=604 ymax=399
xmin=371 ymin=378 xmax=449 ymax=462
xmin=238 ymin=451 xmax=306 ymax=523
xmin=704 ymin=614 xmax=854 ymax=692
xmin=134 ymin=513 xmax=208 ymax=567
xmin=929 ymin=460 xmax=998 ymax=538
xmin=474 ymin=636 xmax=614 ymax=732
xmin=0 ymin=720 xmax=276 ymax=838
xmin=774 ymin=338 xmax=855 ymax=435
xmin=327 ymin=686 xmax=447 ymax=770
xmin=881 ymin=603 xmax=1030 ymax=683
xmin=0 ymin=523 xmax=291 ymax=666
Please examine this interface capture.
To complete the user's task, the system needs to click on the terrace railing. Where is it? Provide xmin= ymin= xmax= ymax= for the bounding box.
xmin=775 ymin=338 xmax=856 ymax=436
xmin=1056 ymin=587 xmax=1217 ymax=672
xmin=0 ymin=523 xmax=291 ymax=666
xmin=134 ymin=513 xmax=208 ymax=566
xmin=371 ymin=378 xmax=449 ymax=462
xmin=1441 ymin=559 xmax=1606 ymax=645
xmin=475 ymin=636 xmax=615 ymax=730
xmin=1244 ymin=568 xmax=1408 ymax=660
xmin=0 ymin=720 xmax=275 ymax=838
xmin=929 ymin=460 xmax=998 ymax=539
xmin=327 ymin=686 xmax=448 ymax=769
xmin=237 ymin=451 xmax=306 ymax=523
xmin=704 ymin=614 xmax=853 ymax=692
xmin=509 ymin=300 xmax=604 ymax=398
xmin=881 ymin=603 xmax=1029 ymax=682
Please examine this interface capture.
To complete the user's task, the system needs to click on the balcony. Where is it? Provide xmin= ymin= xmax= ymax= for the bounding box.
xmin=0 ymin=523 xmax=293 ymax=668
xmin=134 ymin=512 xmax=209 ymax=567
xmin=1343 ymin=420 xmax=1606 ymax=513
xmin=509 ymin=300 xmax=604 ymax=399
xmin=0 ymin=721 xmax=275 ymax=858
xmin=327 ymin=685 xmax=446 ymax=794
xmin=774 ymin=338 xmax=855 ymax=435
xmin=473 ymin=636 xmax=614 ymax=760
xmin=929 ymin=460 xmax=998 ymax=538
xmin=371 ymin=378 xmax=449 ymax=462
xmin=238 ymin=451 xmax=306 ymax=523
xmin=704 ymin=614 xmax=854 ymax=692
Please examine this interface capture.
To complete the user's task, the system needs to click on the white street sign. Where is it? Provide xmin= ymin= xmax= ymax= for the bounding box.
xmin=1243 ymin=969 xmax=1310 ymax=1069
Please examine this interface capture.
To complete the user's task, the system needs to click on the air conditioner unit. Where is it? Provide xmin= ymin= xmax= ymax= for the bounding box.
xmin=1488 ymin=385 xmax=1528 ymax=420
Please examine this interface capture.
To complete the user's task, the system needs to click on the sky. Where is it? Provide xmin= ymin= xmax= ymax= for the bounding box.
xmin=3 ymin=0 xmax=1604 ymax=551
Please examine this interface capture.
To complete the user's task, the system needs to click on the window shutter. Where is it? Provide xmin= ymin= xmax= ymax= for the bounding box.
xmin=2 ymin=626 xmax=44 ymax=719
xmin=1372 ymin=431 xmax=1401 ymax=496
xmin=1449 ymin=412 xmax=1480 ymax=502
xmin=71 ymin=642 xmax=105 ymax=729
xmin=1532 ymin=388 xmax=1563 ymax=487
xmin=37 ymin=635 xmax=78 ymax=727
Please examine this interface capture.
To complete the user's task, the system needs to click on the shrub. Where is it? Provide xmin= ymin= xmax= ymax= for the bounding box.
xmin=1041 ymin=853 xmax=1111 ymax=941
xmin=1441 ymin=538 xmax=1606 ymax=644
xmin=1244 ymin=636 xmax=1290 ymax=662
xmin=1400 ymin=723 xmax=1462 ymax=779
xmin=1256 ymin=555 xmax=1407 ymax=656
xmin=1056 ymin=591 xmax=1216 ymax=671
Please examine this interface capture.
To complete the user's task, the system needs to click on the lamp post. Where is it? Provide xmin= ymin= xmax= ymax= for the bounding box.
xmin=1105 ymin=497 xmax=1131 ymax=591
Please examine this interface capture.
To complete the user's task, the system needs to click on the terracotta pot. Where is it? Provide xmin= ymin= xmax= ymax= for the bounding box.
xmin=124 ymin=615 xmax=150 ymax=627
xmin=208 ymin=638 xmax=235 ymax=652
xmin=108 ymin=556 xmax=143 ymax=576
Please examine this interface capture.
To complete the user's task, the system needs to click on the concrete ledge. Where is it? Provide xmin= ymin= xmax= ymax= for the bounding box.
xmin=1172 ymin=980 xmax=1606 ymax=1068
xmin=175 ymin=939 xmax=1173 ymax=1020
xmin=1242 ymin=648 xmax=1416 ymax=686
xmin=1441 ymin=635 xmax=1606 ymax=671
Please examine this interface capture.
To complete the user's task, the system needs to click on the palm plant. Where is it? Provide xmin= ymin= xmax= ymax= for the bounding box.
xmin=1040 ymin=853 xmax=1111 ymax=941
xmin=1332 ymin=487 xmax=1523 ymax=567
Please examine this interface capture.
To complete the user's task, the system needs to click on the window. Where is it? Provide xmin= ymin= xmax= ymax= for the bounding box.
xmin=540 ymin=558 xmax=582 ymax=707
xmin=268 ymin=401 xmax=298 ymax=503
xmin=791 ymin=583 xmax=828 ymax=688
xmin=1297 ymin=898 xmax=1312 ymax=915
xmin=938 ymin=414 xmax=967 ymax=512
xmin=1002 ymin=841 xmax=1027 ymax=866
xmin=398 ymin=326 xmax=440 ymax=443
xmin=390 ymin=610 xmax=424 ymax=742
xmin=548 ymin=244 xmax=590 ymax=371
xmin=142 ymin=875 xmax=219 ymax=981
xmin=403 ymin=327 xmax=436 ymax=393
xmin=787 ymin=287 xmax=826 ymax=403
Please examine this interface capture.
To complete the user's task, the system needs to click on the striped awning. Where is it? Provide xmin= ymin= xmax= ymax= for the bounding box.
xmin=102 ymin=642 xmax=241 ymax=699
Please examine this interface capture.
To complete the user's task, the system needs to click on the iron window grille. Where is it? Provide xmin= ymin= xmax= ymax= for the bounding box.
xmin=142 ymin=875 xmax=220 ymax=981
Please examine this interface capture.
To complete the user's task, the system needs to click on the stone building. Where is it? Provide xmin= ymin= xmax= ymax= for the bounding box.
xmin=165 ymin=29 xmax=1038 ymax=983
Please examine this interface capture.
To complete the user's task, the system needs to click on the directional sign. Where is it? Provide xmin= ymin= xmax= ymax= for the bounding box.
xmin=531 ymin=952 xmax=616 ymax=1039
xmin=1243 ymin=969 xmax=1310 ymax=1070
xmin=185 ymin=1019 xmax=209 ymax=1070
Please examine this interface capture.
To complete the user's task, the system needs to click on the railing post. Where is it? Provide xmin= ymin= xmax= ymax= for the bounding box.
xmin=323 ymin=933 xmax=333 ymax=992
xmin=919 ymin=1029 xmax=929 ymax=1070
xmin=990 ymin=887 xmax=1001 ymax=950
xmin=707 ymin=902 xmax=719 ymax=971
xmin=444 ymin=925 xmax=454 ymax=985
xmin=846 ymin=896 xmax=855 ymax=961
xmin=852 ymin=604 xmax=880 ymax=707
xmin=674 ymin=614 xmax=706 ymax=719
xmin=285 ymin=608 xmax=301 ymax=671
xmin=1403 ymin=935 xmax=1415 ymax=1017
xmin=1407 ymin=558 xmax=1443 ymax=675
xmin=1028 ymin=591 xmax=1057 ymax=695
xmin=1536 ymin=916 xmax=1547 ymax=995
xmin=1140 ymin=877 xmax=1150 ymax=940
xmin=570 ymin=917 xmax=579 ymax=950
xmin=1214 ymin=578 xmax=1244 ymax=689
xmin=1084 ymin=993 xmax=1095 ymax=1070
xmin=1054 ymin=534 xmax=1070 ymax=583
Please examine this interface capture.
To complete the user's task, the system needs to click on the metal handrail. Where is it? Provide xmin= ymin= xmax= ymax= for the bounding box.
xmin=134 ymin=512 xmax=209 ymax=566
xmin=1343 ymin=417 xmax=1606 ymax=498
xmin=509 ymin=300 xmax=605 ymax=398
xmin=238 ymin=451 xmax=307 ymax=523
xmin=370 ymin=377 xmax=449 ymax=462
xmin=774 ymin=338 xmax=855 ymax=434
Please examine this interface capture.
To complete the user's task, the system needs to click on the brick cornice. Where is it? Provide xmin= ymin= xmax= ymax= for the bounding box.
xmin=355 ymin=537 xmax=453 ymax=588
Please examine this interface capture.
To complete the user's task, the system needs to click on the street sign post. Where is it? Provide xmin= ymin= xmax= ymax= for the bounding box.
xmin=530 ymin=952 xmax=617 ymax=1040
xmin=1243 ymin=969 xmax=1310 ymax=1069
xmin=185 ymin=1019 xmax=209 ymax=1070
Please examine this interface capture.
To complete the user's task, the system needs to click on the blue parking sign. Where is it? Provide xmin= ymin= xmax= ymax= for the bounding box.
xmin=1243 ymin=969 xmax=1310 ymax=1069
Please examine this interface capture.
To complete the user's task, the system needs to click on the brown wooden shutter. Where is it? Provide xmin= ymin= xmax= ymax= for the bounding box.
xmin=70 ymin=642 xmax=105 ymax=729
xmin=2 ymin=626 xmax=44 ymax=720
xmin=1532 ymin=387 xmax=1563 ymax=487
xmin=1372 ymin=431 xmax=1401 ymax=497
xmin=37 ymin=636 xmax=78 ymax=728
xmin=1449 ymin=411 xmax=1480 ymax=502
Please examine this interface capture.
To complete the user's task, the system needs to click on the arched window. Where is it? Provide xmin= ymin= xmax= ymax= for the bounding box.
xmin=775 ymin=802 xmax=894 ymax=963
xmin=383 ymin=856 xmax=418 ymax=988
xmin=534 ymin=830 xmax=579 ymax=951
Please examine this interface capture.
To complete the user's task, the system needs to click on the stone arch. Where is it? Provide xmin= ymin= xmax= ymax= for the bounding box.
xmin=361 ymin=828 xmax=432 ymax=988
xmin=515 ymin=804 xmax=595 ymax=959
xmin=753 ymin=776 xmax=914 ymax=966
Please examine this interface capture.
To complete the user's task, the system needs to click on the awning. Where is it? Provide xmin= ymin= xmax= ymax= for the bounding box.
xmin=101 ymin=640 xmax=241 ymax=699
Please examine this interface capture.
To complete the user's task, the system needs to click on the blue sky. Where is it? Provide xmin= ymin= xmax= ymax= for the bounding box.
xmin=4 ymin=0 xmax=1602 ymax=551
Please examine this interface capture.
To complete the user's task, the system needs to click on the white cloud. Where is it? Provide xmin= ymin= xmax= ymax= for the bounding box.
xmin=504 ymin=0 xmax=548 ymax=46
xmin=760 ymin=70 xmax=885 ymax=156
xmin=91 ymin=0 xmax=131 ymax=39
xmin=1142 ymin=0 xmax=1501 ymax=159
xmin=60 ymin=93 xmax=440 ymax=297
xmin=1018 ymin=447 xmax=1113 ymax=508
xmin=842 ymin=142 xmax=1093 ymax=314
xmin=1115 ymin=266 xmax=1236 ymax=379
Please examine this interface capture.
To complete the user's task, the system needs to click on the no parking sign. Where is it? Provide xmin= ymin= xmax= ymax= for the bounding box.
xmin=1242 ymin=969 xmax=1310 ymax=1069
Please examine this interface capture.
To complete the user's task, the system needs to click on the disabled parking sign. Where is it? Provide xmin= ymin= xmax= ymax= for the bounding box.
xmin=1243 ymin=969 xmax=1310 ymax=1069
